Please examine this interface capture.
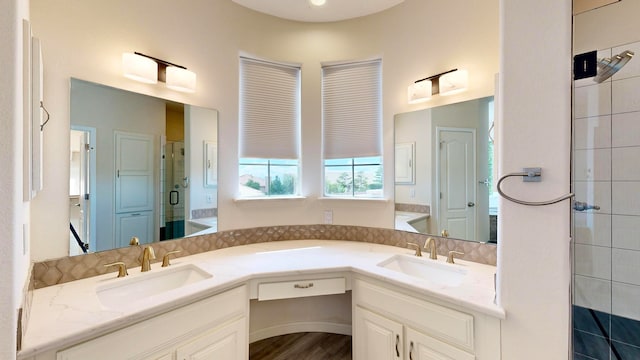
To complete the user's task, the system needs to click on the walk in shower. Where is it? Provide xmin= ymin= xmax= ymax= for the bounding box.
xmin=572 ymin=41 xmax=640 ymax=359
xmin=161 ymin=141 xmax=186 ymax=240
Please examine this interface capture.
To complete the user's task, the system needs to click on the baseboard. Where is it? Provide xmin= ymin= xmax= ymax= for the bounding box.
xmin=249 ymin=321 xmax=352 ymax=343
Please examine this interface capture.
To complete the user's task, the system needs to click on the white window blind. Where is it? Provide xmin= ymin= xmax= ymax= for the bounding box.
xmin=239 ymin=57 xmax=301 ymax=159
xmin=322 ymin=59 xmax=382 ymax=159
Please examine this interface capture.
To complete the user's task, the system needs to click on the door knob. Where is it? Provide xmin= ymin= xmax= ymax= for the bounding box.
xmin=468 ymin=202 xmax=475 ymax=207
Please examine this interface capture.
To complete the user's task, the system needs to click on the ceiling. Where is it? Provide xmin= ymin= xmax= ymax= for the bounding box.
xmin=232 ymin=0 xmax=405 ymax=23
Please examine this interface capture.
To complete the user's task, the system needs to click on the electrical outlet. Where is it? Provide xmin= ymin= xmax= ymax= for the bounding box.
xmin=206 ymin=194 xmax=213 ymax=203
xmin=410 ymin=188 xmax=415 ymax=198
xmin=324 ymin=210 xmax=333 ymax=224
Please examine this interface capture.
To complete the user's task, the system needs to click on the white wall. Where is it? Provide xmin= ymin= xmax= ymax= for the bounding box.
xmin=498 ymin=0 xmax=572 ymax=359
xmin=0 ymin=0 xmax=30 ymax=358
xmin=29 ymin=0 xmax=499 ymax=260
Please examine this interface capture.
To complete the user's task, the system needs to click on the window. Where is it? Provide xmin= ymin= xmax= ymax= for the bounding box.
xmin=322 ymin=59 xmax=383 ymax=198
xmin=238 ymin=56 xmax=301 ymax=198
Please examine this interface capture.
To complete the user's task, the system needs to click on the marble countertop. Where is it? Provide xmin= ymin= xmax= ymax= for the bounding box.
xmin=395 ymin=211 xmax=429 ymax=232
xmin=19 ymin=240 xmax=503 ymax=358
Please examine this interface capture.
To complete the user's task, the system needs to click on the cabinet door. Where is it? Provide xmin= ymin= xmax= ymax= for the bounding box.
xmin=115 ymin=210 xmax=153 ymax=247
xmin=354 ymin=306 xmax=404 ymax=360
xmin=406 ymin=327 xmax=474 ymax=360
xmin=176 ymin=317 xmax=247 ymax=360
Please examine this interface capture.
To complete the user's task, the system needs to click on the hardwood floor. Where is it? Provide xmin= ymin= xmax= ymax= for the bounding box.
xmin=249 ymin=332 xmax=352 ymax=360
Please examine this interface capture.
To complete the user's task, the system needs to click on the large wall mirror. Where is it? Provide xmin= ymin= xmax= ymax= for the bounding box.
xmin=69 ymin=79 xmax=219 ymax=256
xmin=394 ymin=96 xmax=497 ymax=243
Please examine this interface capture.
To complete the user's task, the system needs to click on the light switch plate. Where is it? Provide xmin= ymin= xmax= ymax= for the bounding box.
xmin=324 ymin=210 xmax=333 ymax=224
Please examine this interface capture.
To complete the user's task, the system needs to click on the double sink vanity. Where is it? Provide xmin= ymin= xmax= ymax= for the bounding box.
xmin=20 ymin=239 xmax=504 ymax=360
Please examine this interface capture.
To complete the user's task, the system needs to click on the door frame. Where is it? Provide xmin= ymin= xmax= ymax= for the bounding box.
xmin=434 ymin=126 xmax=477 ymax=240
xmin=70 ymin=125 xmax=97 ymax=253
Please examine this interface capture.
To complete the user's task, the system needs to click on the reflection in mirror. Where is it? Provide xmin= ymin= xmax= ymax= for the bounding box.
xmin=68 ymin=79 xmax=218 ymax=256
xmin=394 ymin=96 xmax=497 ymax=243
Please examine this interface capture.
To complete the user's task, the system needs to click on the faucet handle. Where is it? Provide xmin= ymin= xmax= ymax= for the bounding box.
xmin=104 ymin=262 xmax=128 ymax=278
xmin=162 ymin=250 xmax=181 ymax=267
xmin=407 ymin=242 xmax=422 ymax=257
xmin=129 ymin=236 xmax=139 ymax=246
xmin=446 ymin=251 xmax=465 ymax=264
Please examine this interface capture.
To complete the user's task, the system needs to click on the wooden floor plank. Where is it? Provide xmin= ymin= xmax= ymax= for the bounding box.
xmin=249 ymin=332 xmax=352 ymax=360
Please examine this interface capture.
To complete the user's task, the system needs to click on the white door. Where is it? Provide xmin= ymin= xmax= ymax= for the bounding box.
xmin=437 ymin=128 xmax=476 ymax=240
xmin=406 ymin=327 xmax=475 ymax=360
xmin=354 ymin=306 xmax=404 ymax=360
xmin=115 ymin=131 xmax=154 ymax=213
xmin=176 ymin=317 xmax=247 ymax=360
xmin=115 ymin=211 xmax=154 ymax=248
xmin=70 ymin=126 xmax=97 ymax=254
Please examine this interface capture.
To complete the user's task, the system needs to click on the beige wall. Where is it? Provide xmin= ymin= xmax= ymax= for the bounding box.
xmin=1 ymin=0 xmax=30 ymax=358
xmin=29 ymin=0 xmax=499 ymax=260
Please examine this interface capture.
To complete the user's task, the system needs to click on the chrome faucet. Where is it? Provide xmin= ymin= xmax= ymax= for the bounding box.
xmin=424 ymin=237 xmax=437 ymax=260
xmin=141 ymin=246 xmax=156 ymax=272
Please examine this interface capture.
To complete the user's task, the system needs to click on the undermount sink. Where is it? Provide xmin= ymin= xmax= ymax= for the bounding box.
xmin=377 ymin=254 xmax=468 ymax=286
xmin=96 ymin=264 xmax=212 ymax=310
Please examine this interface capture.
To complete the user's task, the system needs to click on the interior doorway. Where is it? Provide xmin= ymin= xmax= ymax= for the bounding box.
xmin=69 ymin=126 xmax=96 ymax=255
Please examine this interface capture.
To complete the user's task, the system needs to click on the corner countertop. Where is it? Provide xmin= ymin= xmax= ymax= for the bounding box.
xmin=19 ymin=240 xmax=504 ymax=359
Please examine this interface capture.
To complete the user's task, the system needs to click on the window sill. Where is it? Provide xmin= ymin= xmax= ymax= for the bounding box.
xmin=233 ymin=195 xmax=307 ymax=202
xmin=318 ymin=197 xmax=389 ymax=202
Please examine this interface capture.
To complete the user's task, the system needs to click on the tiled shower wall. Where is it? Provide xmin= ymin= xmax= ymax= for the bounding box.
xmin=573 ymin=40 xmax=640 ymax=359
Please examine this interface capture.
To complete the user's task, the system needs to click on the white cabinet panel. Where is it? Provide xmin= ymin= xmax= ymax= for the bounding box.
xmin=57 ymin=286 xmax=247 ymax=360
xmin=406 ymin=327 xmax=474 ymax=360
xmin=176 ymin=317 xmax=246 ymax=360
xmin=395 ymin=142 xmax=415 ymax=184
xmin=353 ymin=279 xmax=475 ymax=353
xmin=354 ymin=306 xmax=404 ymax=360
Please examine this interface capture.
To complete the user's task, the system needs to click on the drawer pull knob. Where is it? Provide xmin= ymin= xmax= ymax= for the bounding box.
xmin=294 ymin=283 xmax=314 ymax=289
xmin=395 ymin=334 xmax=400 ymax=357
xmin=409 ymin=341 xmax=414 ymax=360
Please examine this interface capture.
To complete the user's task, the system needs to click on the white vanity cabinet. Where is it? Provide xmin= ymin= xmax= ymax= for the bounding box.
xmin=353 ymin=278 xmax=500 ymax=360
xmin=55 ymin=285 xmax=248 ymax=360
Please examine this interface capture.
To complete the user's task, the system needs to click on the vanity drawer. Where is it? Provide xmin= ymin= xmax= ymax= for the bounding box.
xmin=258 ymin=277 xmax=346 ymax=301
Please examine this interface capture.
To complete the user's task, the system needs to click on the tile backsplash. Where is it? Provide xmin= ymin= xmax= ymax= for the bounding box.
xmin=31 ymin=224 xmax=496 ymax=289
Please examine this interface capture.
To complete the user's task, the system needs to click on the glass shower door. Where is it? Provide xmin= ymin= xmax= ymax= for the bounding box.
xmin=572 ymin=42 xmax=640 ymax=360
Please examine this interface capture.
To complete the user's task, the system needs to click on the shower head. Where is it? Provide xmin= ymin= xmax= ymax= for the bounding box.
xmin=594 ymin=50 xmax=634 ymax=83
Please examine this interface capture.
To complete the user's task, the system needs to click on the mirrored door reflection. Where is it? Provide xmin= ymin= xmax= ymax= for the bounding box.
xmin=394 ymin=96 xmax=497 ymax=243
xmin=162 ymin=141 xmax=186 ymax=240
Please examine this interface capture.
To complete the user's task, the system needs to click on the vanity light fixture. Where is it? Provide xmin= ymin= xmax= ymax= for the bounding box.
xmin=438 ymin=69 xmax=468 ymax=96
xmin=310 ymin=0 xmax=327 ymax=6
xmin=166 ymin=66 xmax=197 ymax=93
xmin=122 ymin=52 xmax=197 ymax=93
xmin=408 ymin=68 xmax=468 ymax=103
xmin=407 ymin=80 xmax=432 ymax=104
xmin=122 ymin=52 xmax=157 ymax=84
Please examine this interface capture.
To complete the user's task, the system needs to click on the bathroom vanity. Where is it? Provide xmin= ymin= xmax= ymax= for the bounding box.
xmin=19 ymin=241 xmax=503 ymax=360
